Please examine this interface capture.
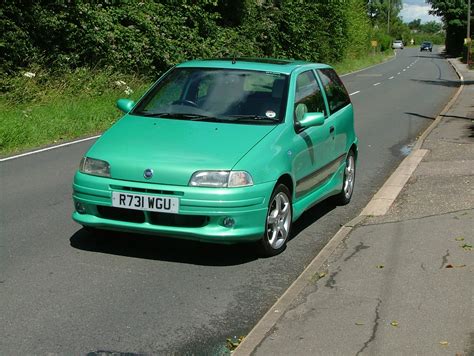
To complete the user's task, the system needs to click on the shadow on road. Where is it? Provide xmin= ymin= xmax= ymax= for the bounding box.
xmin=290 ymin=196 xmax=338 ymax=239
xmin=70 ymin=229 xmax=259 ymax=266
xmin=405 ymin=112 xmax=436 ymax=120
xmin=70 ymin=199 xmax=338 ymax=265
xmin=410 ymin=78 xmax=461 ymax=87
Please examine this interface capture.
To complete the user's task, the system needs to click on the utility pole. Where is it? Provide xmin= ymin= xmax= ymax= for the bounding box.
xmin=468 ymin=0 xmax=471 ymax=65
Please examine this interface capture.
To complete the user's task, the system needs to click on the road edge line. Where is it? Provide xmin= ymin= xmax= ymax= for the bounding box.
xmin=233 ymin=53 xmax=465 ymax=356
xmin=0 ymin=135 xmax=101 ymax=162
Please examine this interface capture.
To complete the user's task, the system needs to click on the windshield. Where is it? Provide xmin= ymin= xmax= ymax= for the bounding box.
xmin=132 ymin=67 xmax=289 ymax=124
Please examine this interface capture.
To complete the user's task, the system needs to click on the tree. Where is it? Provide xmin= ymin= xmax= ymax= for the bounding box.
xmin=408 ymin=19 xmax=422 ymax=30
xmin=420 ymin=21 xmax=443 ymax=33
xmin=427 ymin=0 xmax=472 ymax=55
xmin=368 ymin=0 xmax=403 ymax=34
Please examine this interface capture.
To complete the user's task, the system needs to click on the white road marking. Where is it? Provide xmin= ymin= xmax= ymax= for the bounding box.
xmin=398 ymin=72 xmax=401 ymax=75
xmin=373 ymin=82 xmax=381 ymax=86
xmin=403 ymin=69 xmax=406 ymax=72
xmin=0 ymin=135 xmax=101 ymax=162
xmin=389 ymin=76 xmax=394 ymax=79
xmin=349 ymin=91 xmax=360 ymax=96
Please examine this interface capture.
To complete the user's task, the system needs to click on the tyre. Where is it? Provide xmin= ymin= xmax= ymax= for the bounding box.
xmin=335 ymin=150 xmax=356 ymax=205
xmin=259 ymin=184 xmax=292 ymax=257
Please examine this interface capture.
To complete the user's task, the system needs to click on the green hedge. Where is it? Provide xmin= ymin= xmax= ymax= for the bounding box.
xmin=1 ymin=0 xmax=374 ymax=76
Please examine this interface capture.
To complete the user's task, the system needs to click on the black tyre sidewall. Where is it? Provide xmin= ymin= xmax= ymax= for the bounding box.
xmin=336 ymin=150 xmax=356 ymax=205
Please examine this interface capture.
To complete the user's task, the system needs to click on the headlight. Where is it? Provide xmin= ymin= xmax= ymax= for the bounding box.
xmin=79 ymin=157 xmax=111 ymax=177
xmin=189 ymin=171 xmax=253 ymax=187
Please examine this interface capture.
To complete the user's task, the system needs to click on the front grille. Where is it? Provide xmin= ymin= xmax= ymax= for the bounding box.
xmin=149 ymin=212 xmax=208 ymax=228
xmin=97 ymin=206 xmax=145 ymax=223
xmin=96 ymin=206 xmax=208 ymax=228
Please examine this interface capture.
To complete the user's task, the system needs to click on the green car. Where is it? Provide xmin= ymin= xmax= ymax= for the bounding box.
xmin=72 ymin=58 xmax=358 ymax=256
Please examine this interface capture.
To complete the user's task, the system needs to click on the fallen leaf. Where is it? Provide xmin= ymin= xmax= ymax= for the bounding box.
xmin=455 ymin=237 xmax=464 ymax=241
xmin=318 ymin=272 xmax=327 ymax=278
xmin=376 ymin=265 xmax=385 ymax=269
xmin=439 ymin=341 xmax=449 ymax=346
xmin=226 ymin=336 xmax=245 ymax=351
xmin=461 ymin=244 xmax=472 ymax=251
xmin=390 ymin=321 xmax=399 ymax=327
xmin=355 ymin=322 xmax=365 ymax=326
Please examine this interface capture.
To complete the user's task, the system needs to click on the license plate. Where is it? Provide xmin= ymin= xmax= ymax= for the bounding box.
xmin=111 ymin=192 xmax=179 ymax=214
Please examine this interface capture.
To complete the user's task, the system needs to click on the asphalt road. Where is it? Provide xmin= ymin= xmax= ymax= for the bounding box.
xmin=0 ymin=47 xmax=459 ymax=355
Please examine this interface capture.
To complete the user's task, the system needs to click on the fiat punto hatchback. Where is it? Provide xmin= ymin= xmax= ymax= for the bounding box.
xmin=73 ymin=58 xmax=358 ymax=256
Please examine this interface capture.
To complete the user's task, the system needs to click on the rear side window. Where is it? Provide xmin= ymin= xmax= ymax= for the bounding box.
xmin=317 ymin=69 xmax=350 ymax=114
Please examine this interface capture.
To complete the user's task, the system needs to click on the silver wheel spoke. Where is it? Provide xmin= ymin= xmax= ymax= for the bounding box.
xmin=343 ymin=155 xmax=355 ymax=198
xmin=267 ymin=215 xmax=278 ymax=225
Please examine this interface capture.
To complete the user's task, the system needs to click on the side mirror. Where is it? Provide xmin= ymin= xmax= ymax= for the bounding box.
xmin=116 ymin=98 xmax=135 ymax=113
xmin=299 ymin=112 xmax=325 ymax=128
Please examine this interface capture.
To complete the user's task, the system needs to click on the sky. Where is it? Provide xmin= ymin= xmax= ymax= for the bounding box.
xmin=400 ymin=0 xmax=442 ymax=23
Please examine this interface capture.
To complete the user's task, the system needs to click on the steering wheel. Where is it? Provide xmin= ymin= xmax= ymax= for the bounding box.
xmin=173 ymin=99 xmax=198 ymax=107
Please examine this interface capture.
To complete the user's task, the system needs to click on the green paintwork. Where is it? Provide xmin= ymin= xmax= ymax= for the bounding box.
xmin=116 ymin=98 xmax=135 ymax=113
xmin=72 ymin=58 xmax=358 ymax=244
xmin=299 ymin=112 xmax=325 ymax=128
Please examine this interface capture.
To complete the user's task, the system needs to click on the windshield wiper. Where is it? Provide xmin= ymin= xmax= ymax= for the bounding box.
xmin=228 ymin=114 xmax=280 ymax=122
xmin=138 ymin=112 xmax=176 ymax=118
xmin=137 ymin=112 xmax=225 ymax=122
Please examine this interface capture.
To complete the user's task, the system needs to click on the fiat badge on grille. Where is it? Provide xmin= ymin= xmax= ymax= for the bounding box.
xmin=144 ymin=168 xmax=153 ymax=179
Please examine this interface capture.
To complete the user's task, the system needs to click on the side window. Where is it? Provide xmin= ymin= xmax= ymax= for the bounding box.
xmin=317 ymin=68 xmax=350 ymax=114
xmin=294 ymin=70 xmax=326 ymax=122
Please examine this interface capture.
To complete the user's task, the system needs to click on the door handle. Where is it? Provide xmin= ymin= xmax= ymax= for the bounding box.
xmin=329 ymin=126 xmax=335 ymax=134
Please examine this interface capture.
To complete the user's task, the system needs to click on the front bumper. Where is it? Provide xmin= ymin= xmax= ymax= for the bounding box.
xmin=72 ymin=172 xmax=275 ymax=243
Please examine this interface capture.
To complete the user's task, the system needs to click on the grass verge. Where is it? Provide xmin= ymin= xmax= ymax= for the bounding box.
xmin=0 ymin=51 xmax=393 ymax=157
xmin=0 ymin=68 xmax=150 ymax=156
xmin=332 ymin=51 xmax=394 ymax=75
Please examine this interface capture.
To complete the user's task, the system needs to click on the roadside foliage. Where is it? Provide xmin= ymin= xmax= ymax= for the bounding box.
xmin=1 ymin=0 xmax=372 ymax=75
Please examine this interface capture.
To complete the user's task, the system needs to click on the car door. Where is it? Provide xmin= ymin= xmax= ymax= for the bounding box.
xmin=291 ymin=70 xmax=334 ymax=200
xmin=316 ymin=68 xmax=352 ymax=169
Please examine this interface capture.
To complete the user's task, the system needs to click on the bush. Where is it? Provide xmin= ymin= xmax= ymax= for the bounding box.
xmin=0 ymin=0 xmax=377 ymax=75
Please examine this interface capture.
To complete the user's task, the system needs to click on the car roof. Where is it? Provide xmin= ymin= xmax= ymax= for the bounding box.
xmin=176 ymin=58 xmax=332 ymax=75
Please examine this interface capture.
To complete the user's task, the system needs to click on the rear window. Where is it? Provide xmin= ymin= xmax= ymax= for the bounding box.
xmin=317 ymin=68 xmax=350 ymax=114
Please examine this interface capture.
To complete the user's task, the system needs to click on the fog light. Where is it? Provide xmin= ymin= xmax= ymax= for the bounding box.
xmin=75 ymin=201 xmax=86 ymax=214
xmin=223 ymin=217 xmax=235 ymax=228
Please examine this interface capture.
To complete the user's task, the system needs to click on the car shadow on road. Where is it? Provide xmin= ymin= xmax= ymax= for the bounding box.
xmin=289 ymin=196 xmax=338 ymax=240
xmin=70 ymin=228 xmax=259 ymax=266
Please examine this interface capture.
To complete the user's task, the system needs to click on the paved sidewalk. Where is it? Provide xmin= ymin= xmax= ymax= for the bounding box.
xmin=235 ymin=59 xmax=473 ymax=355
